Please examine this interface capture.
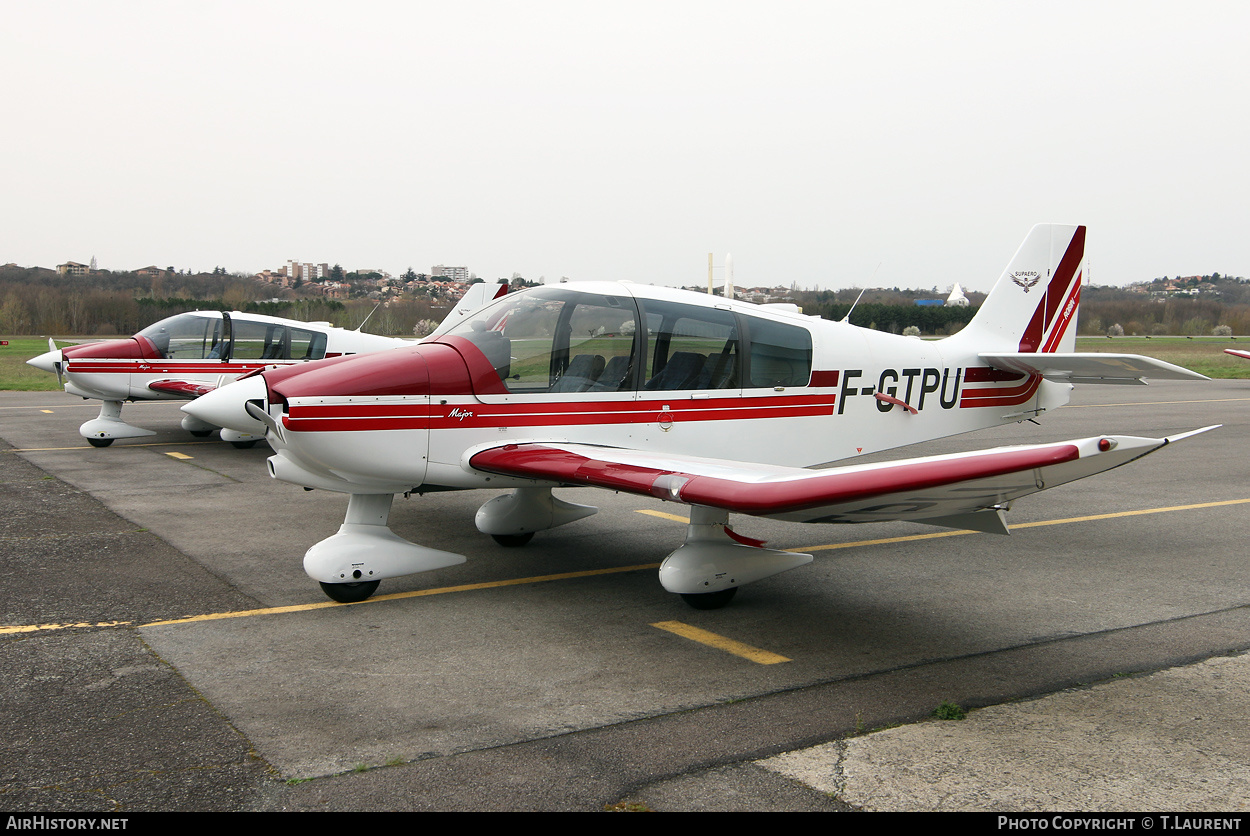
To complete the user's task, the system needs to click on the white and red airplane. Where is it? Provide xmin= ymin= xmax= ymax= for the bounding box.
xmin=187 ymin=225 xmax=1212 ymax=607
xmin=27 ymin=310 xmax=411 ymax=447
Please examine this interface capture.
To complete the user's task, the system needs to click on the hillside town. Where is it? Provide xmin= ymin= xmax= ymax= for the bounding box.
xmin=4 ymin=255 xmax=1249 ymax=340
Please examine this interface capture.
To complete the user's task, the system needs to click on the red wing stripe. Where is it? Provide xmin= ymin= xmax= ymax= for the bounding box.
xmin=147 ymin=379 xmax=217 ymax=398
xmin=470 ymin=443 xmax=1082 ymax=516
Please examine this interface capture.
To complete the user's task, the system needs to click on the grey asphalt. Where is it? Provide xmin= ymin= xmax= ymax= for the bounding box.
xmin=1 ymin=380 xmax=1248 ymax=811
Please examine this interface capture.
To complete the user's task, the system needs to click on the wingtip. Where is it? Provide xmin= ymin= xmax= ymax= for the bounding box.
xmin=1163 ymin=425 xmax=1221 ymax=444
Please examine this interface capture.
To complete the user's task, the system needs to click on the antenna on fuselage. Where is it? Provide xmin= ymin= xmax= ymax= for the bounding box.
xmin=839 ymin=261 xmax=881 ymax=323
xmin=839 ymin=287 xmax=867 ymax=323
xmin=355 ymin=302 xmax=382 ymax=332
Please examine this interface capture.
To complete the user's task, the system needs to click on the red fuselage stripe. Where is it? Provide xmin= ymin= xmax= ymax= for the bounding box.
xmin=282 ymin=398 xmax=837 ymax=432
xmin=68 ymin=362 xmax=270 ymax=374
xmin=959 ymin=374 xmax=1042 ymax=408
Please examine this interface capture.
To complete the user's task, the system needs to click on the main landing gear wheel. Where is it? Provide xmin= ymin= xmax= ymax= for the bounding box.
xmin=680 ymin=587 xmax=738 ymax=610
xmin=319 ymin=580 xmax=381 ymax=603
xmin=491 ymin=532 xmax=535 ymax=547
xmin=87 ymin=437 xmax=114 ymax=448
xmin=189 ymin=430 xmax=213 ymax=437
xmin=230 ymin=440 xmax=259 ymax=449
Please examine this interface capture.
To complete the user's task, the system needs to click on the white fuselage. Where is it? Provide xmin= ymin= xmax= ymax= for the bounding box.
xmin=253 ymin=283 xmax=1073 ymax=495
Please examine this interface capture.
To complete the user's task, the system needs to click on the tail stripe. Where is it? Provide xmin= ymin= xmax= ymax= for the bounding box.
xmin=1019 ymin=298 xmax=1047 ymax=353
xmin=1017 ymin=226 xmax=1085 ymax=354
xmin=1040 ymin=279 xmax=1081 ymax=354
xmin=1043 ymin=226 xmax=1086 ymax=330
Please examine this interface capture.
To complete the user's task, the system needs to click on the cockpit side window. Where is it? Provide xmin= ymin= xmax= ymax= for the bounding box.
xmin=289 ymin=328 xmax=327 ymax=360
xmin=638 ymin=300 xmax=739 ymax=390
xmin=743 ymin=315 xmax=812 ymax=387
xmin=232 ymin=320 xmax=291 ymax=360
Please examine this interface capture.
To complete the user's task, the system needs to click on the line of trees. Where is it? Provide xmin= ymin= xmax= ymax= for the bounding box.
xmin=5 ymin=264 xmax=1249 ymax=338
xmin=803 ymin=301 xmax=978 ymax=335
xmin=0 ymin=267 xmax=446 ymax=336
xmin=1075 ymin=296 xmax=1250 ymax=337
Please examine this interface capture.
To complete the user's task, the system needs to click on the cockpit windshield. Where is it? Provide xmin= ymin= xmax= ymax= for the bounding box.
xmin=139 ymin=314 xmax=224 ymax=359
xmin=444 ymin=287 xmax=639 ymax=393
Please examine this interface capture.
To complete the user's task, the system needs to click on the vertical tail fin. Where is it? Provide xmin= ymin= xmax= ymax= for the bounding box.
xmin=951 ymin=224 xmax=1085 ymax=354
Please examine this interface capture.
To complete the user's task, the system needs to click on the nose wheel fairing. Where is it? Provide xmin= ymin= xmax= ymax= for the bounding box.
xmin=303 ymin=493 xmax=465 ymax=586
xmin=79 ymin=400 xmax=157 ymax=443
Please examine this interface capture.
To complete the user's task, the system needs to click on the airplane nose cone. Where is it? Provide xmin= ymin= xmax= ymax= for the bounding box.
xmin=27 ymin=349 xmax=61 ymax=374
xmin=182 ymin=374 xmax=269 ymax=434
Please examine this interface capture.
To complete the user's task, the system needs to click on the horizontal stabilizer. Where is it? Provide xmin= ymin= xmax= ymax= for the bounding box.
xmin=913 ymin=508 xmax=1011 ymax=535
xmin=980 ymin=352 xmax=1209 ymax=384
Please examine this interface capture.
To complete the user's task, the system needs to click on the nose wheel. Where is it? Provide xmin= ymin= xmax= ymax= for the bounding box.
xmin=680 ymin=588 xmax=738 ymax=610
xmin=86 ymin=437 xmax=114 ymax=448
xmin=490 ymin=532 xmax=535 ymax=547
xmin=319 ymin=580 xmax=380 ymax=603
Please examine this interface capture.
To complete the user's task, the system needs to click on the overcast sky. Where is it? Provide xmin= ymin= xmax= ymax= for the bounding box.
xmin=3 ymin=1 xmax=1247 ymax=292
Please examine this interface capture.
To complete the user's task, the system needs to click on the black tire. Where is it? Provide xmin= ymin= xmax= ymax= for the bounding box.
xmin=189 ymin=429 xmax=212 ymax=437
xmin=680 ymin=587 xmax=738 ymax=610
xmin=319 ymin=580 xmax=380 ymax=603
xmin=87 ymin=437 xmax=114 ymax=448
xmin=230 ymin=440 xmax=259 ymax=449
xmin=491 ymin=532 xmax=535 ymax=547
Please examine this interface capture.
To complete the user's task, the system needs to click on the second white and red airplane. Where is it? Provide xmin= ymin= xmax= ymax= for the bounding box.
xmin=187 ymin=225 xmax=1213 ymax=607
xmin=27 ymin=282 xmax=511 ymax=447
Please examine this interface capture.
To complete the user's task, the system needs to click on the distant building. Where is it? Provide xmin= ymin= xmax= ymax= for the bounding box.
xmin=57 ymin=261 xmax=90 ymax=276
xmin=285 ymin=260 xmax=330 ymax=281
xmin=945 ymin=283 xmax=970 ymax=307
xmin=432 ymin=265 xmax=469 ymax=282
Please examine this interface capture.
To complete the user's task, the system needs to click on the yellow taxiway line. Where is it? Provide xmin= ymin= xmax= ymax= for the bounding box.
xmin=3 ymin=497 xmax=1248 ymax=637
xmin=3 ymin=440 xmax=222 ymax=453
xmin=651 ymin=621 xmax=791 ymax=664
xmin=1062 ymin=397 xmax=1250 ymax=409
xmin=793 ymin=497 xmax=1250 ymax=552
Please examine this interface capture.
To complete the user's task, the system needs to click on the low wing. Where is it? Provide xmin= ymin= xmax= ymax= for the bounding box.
xmin=981 ymin=352 xmax=1209 ymax=385
xmin=468 ymin=427 xmax=1216 ymax=532
xmin=147 ymin=379 xmax=218 ymax=398
xmin=1225 ymin=348 xmax=1250 ymax=360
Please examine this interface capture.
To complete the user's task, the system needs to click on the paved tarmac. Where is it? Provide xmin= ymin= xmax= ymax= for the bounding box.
xmin=2 ymin=380 xmax=1249 ymax=811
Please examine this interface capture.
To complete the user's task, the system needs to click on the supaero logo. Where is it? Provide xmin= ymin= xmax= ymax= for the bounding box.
xmin=1011 ymin=271 xmax=1041 ymax=292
